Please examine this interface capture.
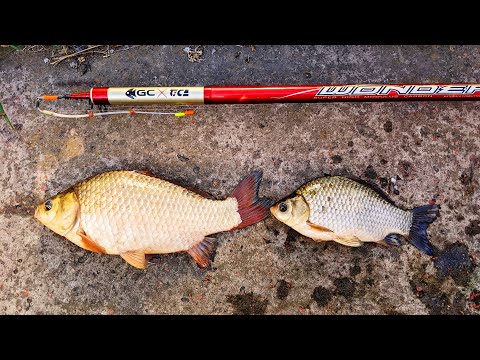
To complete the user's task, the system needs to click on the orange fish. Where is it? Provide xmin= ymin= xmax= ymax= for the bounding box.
xmin=35 ymin=170 xmax=272 ymax=269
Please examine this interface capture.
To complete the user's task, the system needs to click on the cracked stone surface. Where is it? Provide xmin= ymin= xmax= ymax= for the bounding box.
xmin=0 ymin=45 xmax=479 ymax=314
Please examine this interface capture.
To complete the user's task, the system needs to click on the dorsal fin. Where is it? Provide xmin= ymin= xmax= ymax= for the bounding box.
xmin=181 ymin=184 xmax=216 ymax=200
xmin=294 ymin=174 xmax=396 ymax=206
xmin=343 ymin=175 xmax=397 ymax=206
xmin=134 ymin=170 xmax=216 ymax=199
xmin=136 ymin=170 xmax=154 ymax=176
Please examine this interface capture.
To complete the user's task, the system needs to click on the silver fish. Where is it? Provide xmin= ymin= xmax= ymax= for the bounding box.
xmin=270 ymin=176 xmax=440 ymax=255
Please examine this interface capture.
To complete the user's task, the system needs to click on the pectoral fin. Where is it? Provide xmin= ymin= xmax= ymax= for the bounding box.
xmin=306 ymin=221 xmax=334 ymax=233
xmin=334 ymin=236 xmax=363 ymax=247
xmin=187 ymin=237 xmax=216 ymax=268
xmin=77 ymin=232 xmax=106 ymax=254
xmin=121 ymin=251 xmax=147 ymax=269
xmin=305 ymin=221 xmax=362 ymax=247
xmin=303 ymin=221 xmax=336 ymax=241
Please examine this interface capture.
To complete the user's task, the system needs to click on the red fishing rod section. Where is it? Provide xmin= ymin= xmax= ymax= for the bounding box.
xmin=204 ymin=84 xmax=480 ymax=103
xmin=61 ymin=84 xmax=480 ymax=105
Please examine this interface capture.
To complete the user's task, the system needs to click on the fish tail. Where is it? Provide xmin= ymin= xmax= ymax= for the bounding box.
xmin=408 ymin=204 xmax=441 ymax=256
xmin=230 ymin=170 xmax=274 ymax=230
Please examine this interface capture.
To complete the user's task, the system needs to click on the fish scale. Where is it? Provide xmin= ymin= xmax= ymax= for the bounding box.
xmin=298 ymin=176 xmax=412 ymax=241
xmin=74 ymin=171 xmax=241 ymax=254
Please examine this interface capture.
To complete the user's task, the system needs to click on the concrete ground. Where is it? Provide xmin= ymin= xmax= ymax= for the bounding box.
xmin=0 ymin=45 xmax=479 ymax=315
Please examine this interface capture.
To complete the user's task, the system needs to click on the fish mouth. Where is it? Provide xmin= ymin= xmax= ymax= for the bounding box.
xmin=269 ymin=205 xmax=279 ymax=218
xmin=34 ymin=206 xmax=39 ymax=219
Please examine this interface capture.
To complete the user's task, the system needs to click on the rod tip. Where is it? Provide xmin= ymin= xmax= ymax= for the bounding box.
xmin=42 ymin=95 xmax=59 ymax=101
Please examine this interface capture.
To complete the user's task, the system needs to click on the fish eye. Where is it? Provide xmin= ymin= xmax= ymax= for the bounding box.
xmin=44 ymin=200 xmax=53 ymax=211
xmin=279 ymin=202 xmax=288 ymax=212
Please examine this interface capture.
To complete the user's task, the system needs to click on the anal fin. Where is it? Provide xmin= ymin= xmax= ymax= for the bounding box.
xmin=384 ymin=233 xmax=403 ymax=246
xmin=78 ymin=232 xmax=106 ymax=254
xmin=187 ymin=237 xmax=216 ymax=268
xmin=121 ymin=251 xmax=147 ymax=269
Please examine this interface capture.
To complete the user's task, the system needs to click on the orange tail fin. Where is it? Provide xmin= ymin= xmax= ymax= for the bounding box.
xmin=229 ymin=170 xmax=273 ymax=230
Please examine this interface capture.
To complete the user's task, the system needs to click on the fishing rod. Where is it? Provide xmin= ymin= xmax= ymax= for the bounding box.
xmin=36 ymin=83 xmax=480 ymax=118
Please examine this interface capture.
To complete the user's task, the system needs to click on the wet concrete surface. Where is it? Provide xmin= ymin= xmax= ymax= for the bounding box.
xmin=0 ymin=45 xmax=479 ymax=314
